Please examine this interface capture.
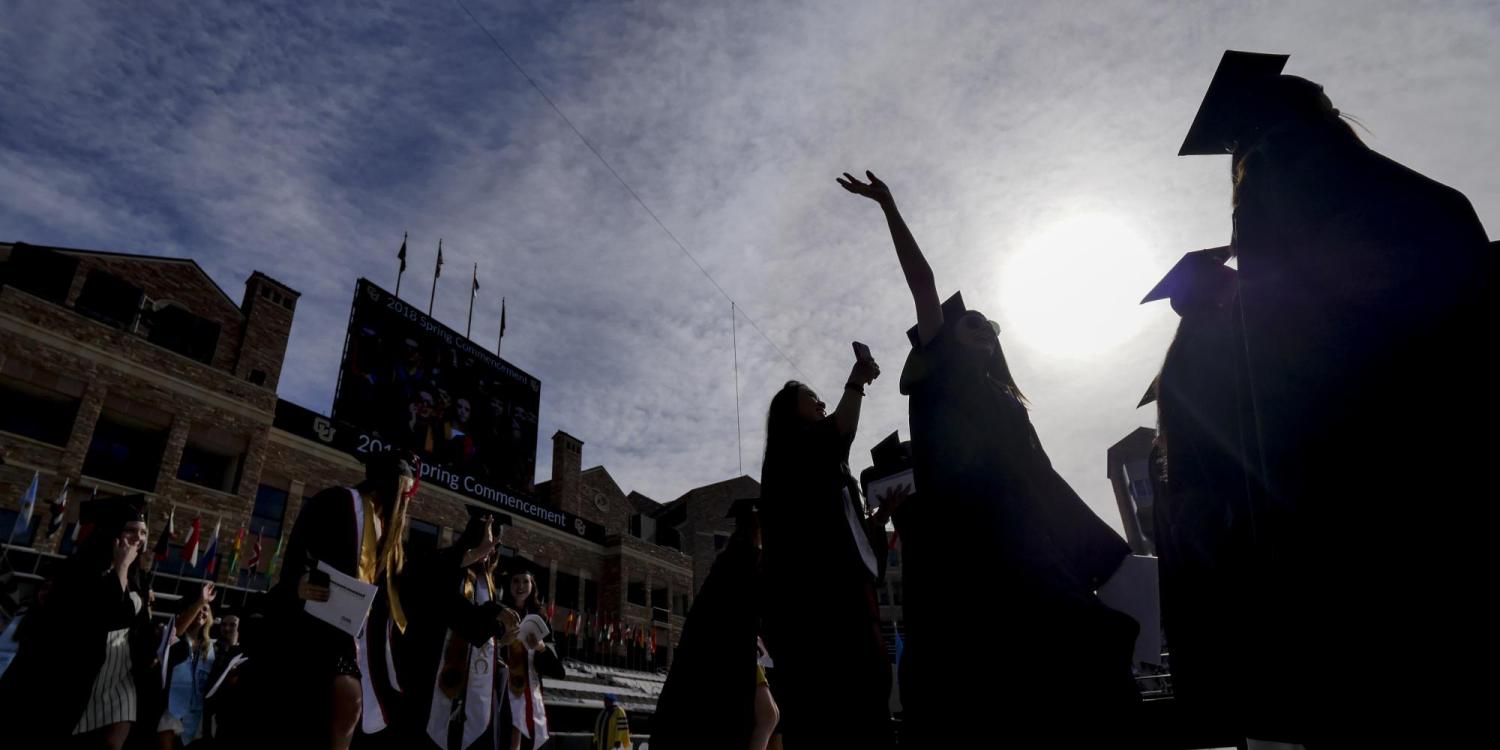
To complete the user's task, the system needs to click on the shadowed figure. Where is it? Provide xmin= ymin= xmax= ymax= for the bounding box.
xmin=840 ymin=170 xmax=1138 ymax=747
xmin=1164 ymin=50 xmax=1495 ymax=745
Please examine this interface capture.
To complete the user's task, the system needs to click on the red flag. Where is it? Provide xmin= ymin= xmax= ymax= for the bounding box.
xmin=180 ymin=517 xmax=203 ymax=563
xmin=651 ymin=628 xmax=658 ymax=655
xmin=547 ymin=601 xmax=556 ymax=621
xmin=153 ymin=507 xmax=176 ymax=562
xmin=246 ymin=531 xmax=264 ymax=572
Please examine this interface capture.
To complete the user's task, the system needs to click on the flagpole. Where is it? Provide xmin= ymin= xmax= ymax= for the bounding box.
xmin=467 ymin=263 xmax=478 ymax=339
xmin=497 ymin=297 xmax=506 ymax=356
xmin=395 ymin=231 xmax=408 ymax=298
xmin=428 ymin=238 xmax=443 ymax=317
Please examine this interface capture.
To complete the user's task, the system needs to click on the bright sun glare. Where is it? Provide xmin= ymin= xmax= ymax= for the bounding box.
xmin=997 ymin=213 xmax=1156 ymax=361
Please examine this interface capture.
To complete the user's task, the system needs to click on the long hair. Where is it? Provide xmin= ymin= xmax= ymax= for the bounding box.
xmin=356 ymin=475 xmax=412 ymax=578
xmin=760 ymin=381 xmax=810 ymax=498
xmin=988 ymin=339 xmax=1028 ymax=406
xmin=187 ymin=606 xmax=215 ymax=658
xmin=503 ymin=570 xmax=542 ymax=616
xmin=1233 ymin=75 xmax=1364 ymax=212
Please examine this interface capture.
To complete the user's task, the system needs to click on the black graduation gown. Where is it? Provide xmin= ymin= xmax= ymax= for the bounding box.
xmin=1226 ymin=129 xmax=1493 ymax=743
xmin=1152 ymin=301 xmax=1257 ymax=729
xmin=897 ymin=327 xmax=1137 ymax=745
xmin=649 ymin=530 xmax=760 ymax=750
xmin=240 ymin=486 xmax=402 ymax=744
xmin=394 ymin=546 xmax=510 ymax=749
xmin=0 ymin=558 xmax=156 ymax=745
xmin=758 ymin=416 xmax=891 ymax=749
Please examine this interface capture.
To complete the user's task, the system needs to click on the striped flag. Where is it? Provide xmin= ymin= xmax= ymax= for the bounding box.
xmin=181 ymin=516 xmax=203 ymax=565
xmin=195 ymin=519 xmax=221 ymax=578
xmin=226 ymin=525 xmax=246 ymax=576
xmin=45 ymin=478 xmax=69 ymax=538
xmin=246 ymin=531 xmax=264 ymax=573
xmin=72 ymin=488 xmax=97 ymax=543
xmin=152 ymin=507 xmax=175 ymax=562
xmin=8 ymin=471 xmax=39 ymax=542
xmin=264 ymin=533 xmax=285 ymax=579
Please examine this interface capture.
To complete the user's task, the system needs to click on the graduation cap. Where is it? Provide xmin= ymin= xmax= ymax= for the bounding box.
xmin=1179 ymin=50 xmax=1290 ymax=156
xmin=868 ymin=431 xmax=911 ymax=472
xmin=458 ymin=504 xmax=512 ymax=547
xmin=362 ymin=449 xmax=416 ymax=485
xmin=80 ymin=493 xmax=149 ymax=532
xmin=1138 ymin=376 xmax=1159 ymax=408
xmin=905 ymin=292 xmax=998 ymax=347
xmin=1141 ymin=246 xmax=1234 ymax=314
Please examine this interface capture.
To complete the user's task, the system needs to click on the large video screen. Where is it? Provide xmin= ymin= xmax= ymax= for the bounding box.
xmin=332 ymin=279 xmax=540 ymax=496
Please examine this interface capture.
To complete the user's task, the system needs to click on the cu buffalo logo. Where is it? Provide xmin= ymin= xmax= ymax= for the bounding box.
xmin=313 ymin=417 xmax=336 ymax=443
xmin=574 ymin=518 xmax=586 ymax=536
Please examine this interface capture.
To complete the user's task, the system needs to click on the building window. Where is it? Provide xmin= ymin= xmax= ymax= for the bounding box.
xmin=891 ymin=581 xmax=903 ymax=606
xmin=887 ymin=546 xmax=901 ymax=569
xmin=713 ymin=533 xmax=729 ymax=552
xmin=627 ymin=581 xmax=646 ymax=606
xmin=651 ymin=586 xmax=667 ymax=610
xmin=249 ymin=484 xmax=288 ymax=544
xmin=0 ymin=361 xmax=83 ymax=446
xmin=407 ymin=519 xmax=439 ymax=559
xmin=74 ymin=269 xmax=144 ymax=329
xmin=877 ymin=586 xmax=891 ymax=606
xmin=555 ymin=572 xmax=580 ymax=609
xmin=177 ymin=427 xmax=247 ymax=494
xmin=584 ymin=579 xmax=598 ymax=611
xmin=83 ymin=404 xmax=170 ymax=492
xmin=673 ymin=593 xmax=690 ymax=616
xmin=145 ymin=303 xmax=221 ymax=365
xmin=2 ymin=245 xmax=79 ymax=304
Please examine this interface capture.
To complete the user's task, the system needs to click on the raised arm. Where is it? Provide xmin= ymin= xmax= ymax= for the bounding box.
xmin=838 ymin=170 xmax=944 ymax=346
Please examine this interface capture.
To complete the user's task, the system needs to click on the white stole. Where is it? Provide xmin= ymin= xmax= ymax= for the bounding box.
xmin=426 ymin=575 xmax=498 ymax=748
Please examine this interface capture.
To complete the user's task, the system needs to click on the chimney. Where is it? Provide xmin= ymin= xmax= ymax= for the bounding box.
xmin=235 ymin=271 xmax=299 ymax=390
xmin=551 ymin=431 xmax=584 ymax=514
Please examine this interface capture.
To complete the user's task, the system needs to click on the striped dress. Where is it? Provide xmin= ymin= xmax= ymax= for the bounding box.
xmin=72 ymin=592 xmax=143 ymax=734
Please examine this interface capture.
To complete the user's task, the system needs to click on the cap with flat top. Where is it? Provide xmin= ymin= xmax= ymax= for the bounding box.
xmin=1179 ymin=50 xmax=1290 ymax=156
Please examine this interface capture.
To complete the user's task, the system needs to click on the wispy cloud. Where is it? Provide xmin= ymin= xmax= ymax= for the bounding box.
xmin=3 ymin=0 xmax=1495 ymax=526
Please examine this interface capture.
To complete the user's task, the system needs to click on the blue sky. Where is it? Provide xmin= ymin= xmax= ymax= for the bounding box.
xmin=3 ymin=0 xmax=1496 ymax=526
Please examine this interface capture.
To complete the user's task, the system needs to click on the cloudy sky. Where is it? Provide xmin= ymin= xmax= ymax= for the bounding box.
xmin=3 ymin=0 xmax=1495 ymax=528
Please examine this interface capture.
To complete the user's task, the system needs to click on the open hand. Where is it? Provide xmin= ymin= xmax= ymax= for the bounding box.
xmin=837 ymin=170 xmax=894 ymax=207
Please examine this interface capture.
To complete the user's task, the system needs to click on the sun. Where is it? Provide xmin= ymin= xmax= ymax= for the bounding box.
xmin=996 ymin=213 xmax=1156 ymax=360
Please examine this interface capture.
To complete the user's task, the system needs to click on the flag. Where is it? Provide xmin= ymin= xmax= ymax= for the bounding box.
xmin=73 ymin=488 xmax=97 ymax=543
xmin=153 ymin=507 xmax=175 ymax=562
xmin=45 ymin=478 xmax=69 ymax=538
xmin=226 ymin=525 xmax=246 ymax=576
xmin=471 ymin=264 xmax=480 ymax=297
xmin=181 ymin=517 xmax=203 ymax=565
xmin=547 ymin=600 xmax=556 ymax=621
xmin=651 ymin=628 xmax=658 ymax=656
xmin=8 ymin=471 xmax=39 ymax=542
xmin=195 ymin=520 xmax=222 ymax=578
xmin=434 ymin=240 xmax=444 ymax=280
xmin=246 ymin=531 xmax=264 ymax=573
xmin=398 ymin=233 xmax=408 ymax=273
xmin=894 ymin=625 xmax=905 ymax=666
xmin=265 ymin=533 xmax=285 ymax=579
xmin=500 ymin=297 xmax=506 ymax=337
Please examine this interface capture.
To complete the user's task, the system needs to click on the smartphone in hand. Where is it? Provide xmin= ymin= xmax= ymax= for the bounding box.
xmin=853 ymin=341 xmax=873 ymax=362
